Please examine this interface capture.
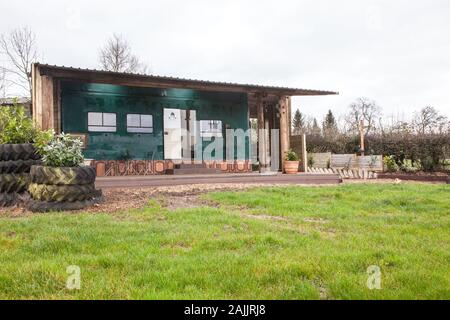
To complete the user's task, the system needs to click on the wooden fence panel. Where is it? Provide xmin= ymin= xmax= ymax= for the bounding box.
xmin=330 ymin=154 xmax=356 ymax=168
xmin=309 ymin=152 xmax=331 ymax=168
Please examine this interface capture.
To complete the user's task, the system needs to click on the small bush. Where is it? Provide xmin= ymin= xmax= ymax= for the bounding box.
xmin=0 ymin=104 xmax=37 ymax=144
xmin=285 ymin=149 xmax=299 ymax=161
xmin=401 ymin=159 xmax=421 ymax=173
xmin=34 ymin=129 xmax=55 ymax=155
xmin=41 ymin=133 xmax=84 ymax=167
xmin=383 ymin=155 xmax=399 ymax=172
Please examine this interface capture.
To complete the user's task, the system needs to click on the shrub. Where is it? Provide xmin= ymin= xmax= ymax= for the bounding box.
xmin=383 ymin=155 xmax=399 ymax=172
xmin=284 ymin=149 xmax=299 ymax=161
xmin=308 ymin=154 xmax=315 ymax=167
xmin=0 ymin=104 xmax=37 ymax=144
xmin=33 ymin=129 xmax=55 ymax=155
xmin=41 ymin=133 xmax=84 ymax=167
xmin=401 ymin=159 xmax=421 ymax=173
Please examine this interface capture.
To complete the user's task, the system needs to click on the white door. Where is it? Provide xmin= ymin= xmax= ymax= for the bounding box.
xmin=164 ymin=108 xmax=182 ymax=159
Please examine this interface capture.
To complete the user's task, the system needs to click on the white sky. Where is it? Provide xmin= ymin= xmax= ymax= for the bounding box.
xmin=1 ymin=0 xmax=449 ymax=123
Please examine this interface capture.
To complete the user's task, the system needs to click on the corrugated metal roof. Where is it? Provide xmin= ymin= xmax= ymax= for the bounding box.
xmin=35 ymin=63 xmax=338 ymax=96
xmin=0 ymin=97 xmax=31 ymax=105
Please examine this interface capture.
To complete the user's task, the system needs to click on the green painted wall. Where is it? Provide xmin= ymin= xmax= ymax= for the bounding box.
xmin=61 ymin=81 xmax=250 ymax=160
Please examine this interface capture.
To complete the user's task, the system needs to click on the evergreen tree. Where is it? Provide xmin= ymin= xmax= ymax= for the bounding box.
xmin=311 ymin=118 xmax=321 ymax=136
xmin=322 ymin=109 xmax=338 ymax=137
xmin=292 ymin=109 xmax=305 ymax=135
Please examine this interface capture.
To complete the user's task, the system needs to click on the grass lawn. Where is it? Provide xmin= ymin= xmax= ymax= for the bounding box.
xmin=0 ymin=183 xmax=449 ymax=299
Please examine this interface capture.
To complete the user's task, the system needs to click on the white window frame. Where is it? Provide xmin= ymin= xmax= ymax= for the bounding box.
xmin=88 ymin=112 xmax=117 ymax=132
xmin=127 ymin=113 xmax=153 ymax=133
xmin=200 ymin=120 xmax=222 ymax=138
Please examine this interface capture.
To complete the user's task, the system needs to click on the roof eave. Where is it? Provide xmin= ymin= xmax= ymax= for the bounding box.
xmin=34 ymin=63 xmax=338 ymax=96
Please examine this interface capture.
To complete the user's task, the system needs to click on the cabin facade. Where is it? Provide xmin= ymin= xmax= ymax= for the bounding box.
xmin=31 ymin=63 xmax=337 ymax=176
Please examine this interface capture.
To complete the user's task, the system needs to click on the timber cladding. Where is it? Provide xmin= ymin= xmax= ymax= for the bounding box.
xmin=60 ymin=81 xmax=250 ymax=161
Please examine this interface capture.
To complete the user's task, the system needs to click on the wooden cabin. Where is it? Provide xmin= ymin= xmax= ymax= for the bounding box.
xmin=31 ymin=63 xmax=337 ymax=176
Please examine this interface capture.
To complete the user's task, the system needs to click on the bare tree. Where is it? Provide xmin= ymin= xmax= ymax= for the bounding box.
xmin=345 ymin=97 xmax=382 ymax=136
xmin=0 ymin=26 xmax=38 ymax=98
xmin=99 ymin=34 xmax=148 ymax=74
xmin=0 ymin=66 xmax=8 ymax=97
xmin=413 ymin=106 xmax=448 ymax=134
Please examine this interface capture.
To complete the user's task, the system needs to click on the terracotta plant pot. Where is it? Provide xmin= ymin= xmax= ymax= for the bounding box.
xmin=284 ymin=161 xmax=299 ymax=174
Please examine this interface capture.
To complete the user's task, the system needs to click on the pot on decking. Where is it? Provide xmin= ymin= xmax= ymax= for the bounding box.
xmin=284 ymin=160 xmax=299 ymax=174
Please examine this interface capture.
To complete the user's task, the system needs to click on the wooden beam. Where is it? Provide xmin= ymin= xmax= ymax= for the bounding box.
xmin=279 ymin=95 xmax=289 ymax=172
xmin=301 ymin=133 xmax=308 ymax=172
xmin=41 ymin=75 xmax=54 ymax=130
xmin=256 ymin=94 xmax=266 ymax=172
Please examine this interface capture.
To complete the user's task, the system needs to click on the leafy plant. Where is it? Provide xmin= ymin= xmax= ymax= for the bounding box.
xmin=308 ymin=154 xmax=315 ymax=167
xmin=0 ymin=103 xmax=37 ymax=144
xmin=285 ymin=149 xmax=299 ymax=161
xmin=41 ymin=133 xmax=84 ymax=167
xmin=383 ymin=155 xmax=399 ymax=172
xmin=33 ymin=129 xmax=55 ymax=155
xmin=401 ymin=159 xmax=422 ymax=173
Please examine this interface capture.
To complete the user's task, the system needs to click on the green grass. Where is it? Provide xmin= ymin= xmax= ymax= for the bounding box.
xmin=0 ymin=183 xmax=449 ymax=299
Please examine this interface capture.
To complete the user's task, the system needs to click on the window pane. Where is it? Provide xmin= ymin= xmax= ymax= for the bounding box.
xmin=200 ymin=120 xmax=222 ymax=137
xmin=103 ymin=113 xmax=116 ymax=126
xmin=141 ymin=114 xmax=153 ymax=128
xmin=88 ymin=112 xmax=102 ymax=126
xmin=127 ymin=114 xmax=140 ymax=127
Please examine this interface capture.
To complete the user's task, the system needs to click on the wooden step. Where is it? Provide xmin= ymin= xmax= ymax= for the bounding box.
xmin=174 ymin=163 xmax=206 ymax=169
xmin=172 ymin=167 xmax=222 ymax=175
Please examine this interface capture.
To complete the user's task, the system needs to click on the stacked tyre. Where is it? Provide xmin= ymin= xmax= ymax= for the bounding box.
xmin=0 ymin=144 xmax=41 ymax=207
xmin=27 ymin=165 xmax=103 ymax=212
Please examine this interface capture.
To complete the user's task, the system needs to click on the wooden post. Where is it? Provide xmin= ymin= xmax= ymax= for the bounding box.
xmin=279 ymin=95 xmax=289 ymax=172
xmin=301 ymin=133 xmax=308 ymax=172
xmin=287 ymin=96 xmax=292 ymax=150
xmin=32 ymin=63 xmax=56 ymax=131
xmin=257 ymin=94 xmax=266 ymax=173
xmin=359 ymin=119 xmax=365 ymax=156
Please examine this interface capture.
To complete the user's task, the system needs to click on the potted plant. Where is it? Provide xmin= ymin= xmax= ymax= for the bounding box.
xmin=27 ymin=133 xmax=102 ymax=212
xmin=284 ymin=149 xmax=300 ymax=174
xmin=0 ymin=103 xmax=42 ymax=207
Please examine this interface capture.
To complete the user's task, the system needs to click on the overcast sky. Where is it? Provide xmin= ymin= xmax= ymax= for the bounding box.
xmin=1 ymin=0 xmax=449 ymax=123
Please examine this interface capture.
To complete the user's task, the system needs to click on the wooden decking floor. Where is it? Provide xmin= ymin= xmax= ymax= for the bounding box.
xmin=96 ymin=173 xmax=342 ymax=188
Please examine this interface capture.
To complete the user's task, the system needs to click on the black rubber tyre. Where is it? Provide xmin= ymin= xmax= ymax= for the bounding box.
xmin=28 ymin=183 xmax=98 ymax=202
xmin=0 ymin=192 xmax=30 ymax=207
xmin=0 ymin=159 xmax=42 ymax=174
xmin=30 ymin=165 xmax=96 ymax=185
xmin=0 ymin=144 xmax=40 ymax=161
xmin=0 ymin=173 xmax=30 ymax=193
xmin=25 ymin=196 xmax=104 ymax=213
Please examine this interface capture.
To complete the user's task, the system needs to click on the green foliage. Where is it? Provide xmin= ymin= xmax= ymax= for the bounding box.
xmin=41 ymin=133 xmax=84 ymax=167
xmin=401 ymin=159 xmax=422 ymax=173
xmin=284 ymin=149 xmax=299 ymax=161
xmin=0 ymin=104 xmax=37 ymax=144
xmin=322 ymin=110 xmax=338 ymax=137
xmin=383 ymin=155 xmax=399 ymax=172
xmin=33 ymin=129 xmax=55 ymax=155
xmin=297 ymin=133 xmax=450 ymax=172
xmin=308 ymin=154 xmax=315 ymax=167
xmin=292 ymin=109 xmax=304 ymax=134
